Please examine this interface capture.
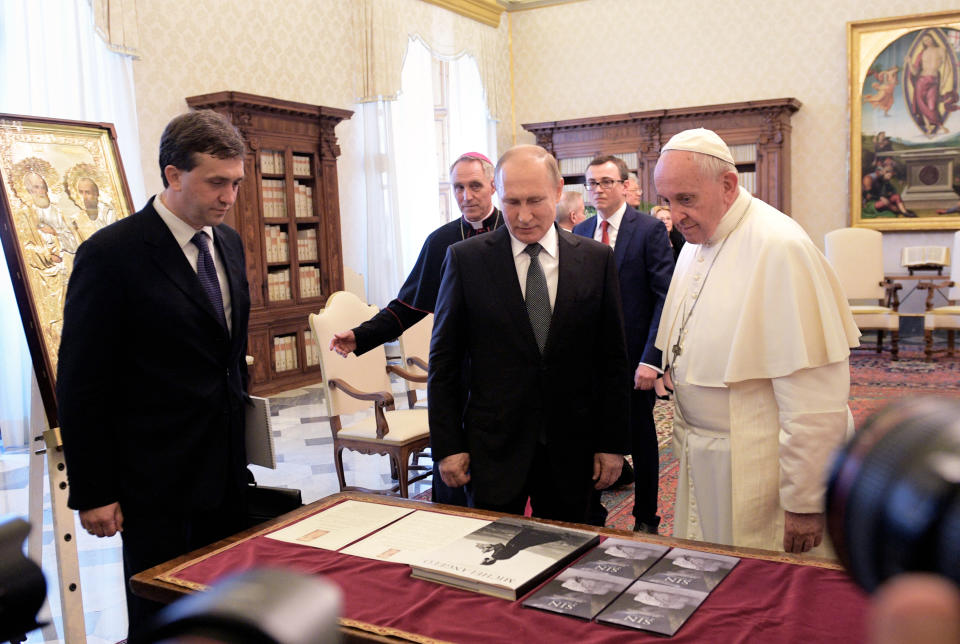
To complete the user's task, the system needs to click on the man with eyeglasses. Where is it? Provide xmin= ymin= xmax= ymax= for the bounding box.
xmin=573 ymin=155 xmax=674 ymax=534
xmin=329 ymin=151 xmax=503 ymax=506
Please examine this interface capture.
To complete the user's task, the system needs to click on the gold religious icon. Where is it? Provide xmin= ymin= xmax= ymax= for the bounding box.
xmin=0 ymin=114 xmax=134 ymax=428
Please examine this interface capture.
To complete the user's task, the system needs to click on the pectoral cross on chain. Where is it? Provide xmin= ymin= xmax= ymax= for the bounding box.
xmin=672 ymin=341 xmax=682 ymax=358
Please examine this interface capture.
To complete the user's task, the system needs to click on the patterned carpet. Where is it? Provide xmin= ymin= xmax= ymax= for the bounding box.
xmin=601 ymin=347 xmax=960 ymax=534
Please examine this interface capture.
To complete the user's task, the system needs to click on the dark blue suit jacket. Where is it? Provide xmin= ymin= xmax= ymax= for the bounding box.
xmin=573 ymin=206 xmax=674 ymax=369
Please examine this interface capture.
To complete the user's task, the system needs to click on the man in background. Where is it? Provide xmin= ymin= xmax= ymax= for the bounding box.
xmin=624 ymin=172 xmax=643 ymax=209
xmin=329 ymin=152 xmax=503 ymax=505
xmin=573 ymin=155 xmax=674 ymax=533
xmin=556 ymin=191 xmax=585 ymax=231
xmin=58 ymin=109 xmax=251 ymax=635
xmin=654 ymin=128 xmax=859 ymax=554
xmin=429 ymin=145 xmax=629 ymax=524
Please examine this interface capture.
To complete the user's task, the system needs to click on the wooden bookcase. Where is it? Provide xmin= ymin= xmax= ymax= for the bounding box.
xmin=523 ymin=98 xmax=800 ymax=215
xmin=186 ymin=91 xmax=353 ymax=395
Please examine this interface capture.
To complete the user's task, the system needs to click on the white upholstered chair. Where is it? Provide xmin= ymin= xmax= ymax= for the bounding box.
xmin=824 ymin=227 xmax=901 ymax=360
xmin=924 ymin=231 xmax=960 ymax=361
xmin=309 ymin=291 xmax=431 ymax=497
xmin=397 ymin=313 xmax=433 ymax=408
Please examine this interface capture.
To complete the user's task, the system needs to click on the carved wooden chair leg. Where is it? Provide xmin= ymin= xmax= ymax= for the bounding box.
xmin=949 ymin=330 xmax=956 ymax=357
xmin=891 ymin=330 xmax=899 ymax=361
xmin=925 ymin=329 xmax=934 ymax=362
xmin=395 ymin=451 xmax=410 ymax=498
xmin=389 ymin=456 xmax=399 ymax=481
xmin=876 ymin=330 xmax=884 ymax=353
xmin=334 ymin=445 xmax=349 ymax=491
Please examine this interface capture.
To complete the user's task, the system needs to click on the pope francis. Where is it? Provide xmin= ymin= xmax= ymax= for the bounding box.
xmin=654 ymin=128 xmax=860 ymax=554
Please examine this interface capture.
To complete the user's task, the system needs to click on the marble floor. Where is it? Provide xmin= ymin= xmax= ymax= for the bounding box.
xmin=0 ymin=377 xmax=430 ymax=644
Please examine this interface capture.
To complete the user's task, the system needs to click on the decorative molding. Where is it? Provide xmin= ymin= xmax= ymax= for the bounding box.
xmin=419 ymin=0 xmax=503 ymax=27
xmin=524 ymin=98 xmax=801 ymax=214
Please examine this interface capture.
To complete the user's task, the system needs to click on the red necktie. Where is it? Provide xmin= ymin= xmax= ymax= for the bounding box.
xmin=600 ymin=220 xmax=610 ymax=246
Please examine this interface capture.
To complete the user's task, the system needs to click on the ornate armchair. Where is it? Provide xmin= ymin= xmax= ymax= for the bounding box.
xmin=397 ymin=313 xmax=433 ymax=409
xmin=309 ymin=291 xmax=431 ymax=497
xmin=824 ymin=228 xmax=901 ymax=360
xmin=924 ymin=231 xmax=960 ymax=361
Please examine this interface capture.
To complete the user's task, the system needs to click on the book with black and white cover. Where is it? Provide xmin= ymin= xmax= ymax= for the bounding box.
xmin=522 ymin=567 xmax=630 ymax=620
xmin=522 ymin=538 xmax=669 ymax=619
xmin=410 ymin=517 xmax=600 ymax=600
xmin=596 ymin=579 xmax=708 ymax=636
xmin=639 ymin=547 xmax=739 ymax=593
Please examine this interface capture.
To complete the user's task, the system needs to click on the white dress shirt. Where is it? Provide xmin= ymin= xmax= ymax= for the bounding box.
xmin=154 ymin=195 xmax=233 ymax=334
xmin=593 ymin=201 xmax=627 ymax=248
xmin=509 ymin=224 xmax=559 ymax=311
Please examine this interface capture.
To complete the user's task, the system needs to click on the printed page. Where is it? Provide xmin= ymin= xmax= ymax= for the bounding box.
xmin=341 ymin=510 xmax=491 ymax=564
xmin=265 ymin=500 xmax=414 ymax=550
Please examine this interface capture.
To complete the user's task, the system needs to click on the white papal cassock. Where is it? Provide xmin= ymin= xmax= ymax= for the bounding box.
xmin=656 ymin=186 xmax=861 ymax=553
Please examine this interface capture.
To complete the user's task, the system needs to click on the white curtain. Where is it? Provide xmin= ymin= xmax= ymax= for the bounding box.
xmin=357 ymin=100 xmax=405 ymax=308
xmin=449 ymin=52 xmax=496 ymax=172
xmin=0 ymin=0 xmax=145 ymax=448
xmin=392 ymin=38 xmax=441 ymax=279
xmin=352 ymin=36 xmax=496 ymax=307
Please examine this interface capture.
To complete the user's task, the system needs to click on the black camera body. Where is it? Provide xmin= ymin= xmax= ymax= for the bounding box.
xmin=826 ymin=397 xmax=960 ymax=592
xmin=0 ymin=517 xmax=47 ymax=643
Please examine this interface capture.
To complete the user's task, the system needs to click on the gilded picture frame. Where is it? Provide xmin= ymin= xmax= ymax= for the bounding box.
xmin=849 ymin=11 xmax=960 ymax=230
xmin=0 ymin=114 xmax=134 ymax=426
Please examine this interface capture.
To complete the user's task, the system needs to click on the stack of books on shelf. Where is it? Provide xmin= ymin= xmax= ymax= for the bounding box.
xmin=273 ymin=335 xmax=298 ymax=372
xmin=261 ymin=179 xmax=287 ymax=218
xmin=294 ymin=181 xmax=314 ymax=218
xmin=298 ymin=266 xmax=321 ymax=299
xmin=303 ymin=330 xmax=320 ymax=367
xmin=264 ymin=226 xmax=289 ymax=263
xmin=260 ymin=150 xmax=285 ymax=174
xmin=267 ymin=269 xmax=291 ymax=301
xmin=296 ymin=228 xmax=318 ymax=261
xmin=292 ymin=154 xmax=311 ymax=176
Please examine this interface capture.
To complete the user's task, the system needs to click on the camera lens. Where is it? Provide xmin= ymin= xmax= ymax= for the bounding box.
xmin=826 ymin=397 xmax=960 ymax=592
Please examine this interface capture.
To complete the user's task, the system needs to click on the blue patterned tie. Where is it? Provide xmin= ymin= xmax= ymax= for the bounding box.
xmin=191 ymin=231 xmax=226 ymax=328
xmin=524 ymin=243 xmax=551 ymax=353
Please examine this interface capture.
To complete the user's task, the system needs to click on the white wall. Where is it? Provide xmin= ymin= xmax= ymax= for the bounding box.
xmin=509 ymin=0 xmax=959 ymax=311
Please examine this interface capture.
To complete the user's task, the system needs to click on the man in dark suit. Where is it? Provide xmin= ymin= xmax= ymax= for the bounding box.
xmin=57 ymin=110 xmax=251 ymax=636
xmin=429 ymin=145 xmax=630 ymax=524
xmin=573 ymin=155 xmax=674 ymax=533
xmin=329 ymin=152 xmax=503 ymax=506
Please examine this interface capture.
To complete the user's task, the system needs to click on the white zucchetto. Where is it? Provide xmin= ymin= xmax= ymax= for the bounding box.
xmin=661 ymin=127 xmax=736 ymax=165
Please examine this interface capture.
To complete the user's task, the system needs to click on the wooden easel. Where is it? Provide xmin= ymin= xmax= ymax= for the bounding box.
xmin=26 ymin=372 xmax=87 ymax=643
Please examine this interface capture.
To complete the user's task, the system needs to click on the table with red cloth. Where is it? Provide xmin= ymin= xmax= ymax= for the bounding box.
xmin=131 ymin=492 xmax=868 ymax=643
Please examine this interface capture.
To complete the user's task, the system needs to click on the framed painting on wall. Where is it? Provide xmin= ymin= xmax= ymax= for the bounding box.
xmin=0 ymin=114 xmax=134 ymax=427
xmin=849 ymin=10 xmax=960 ymax=230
